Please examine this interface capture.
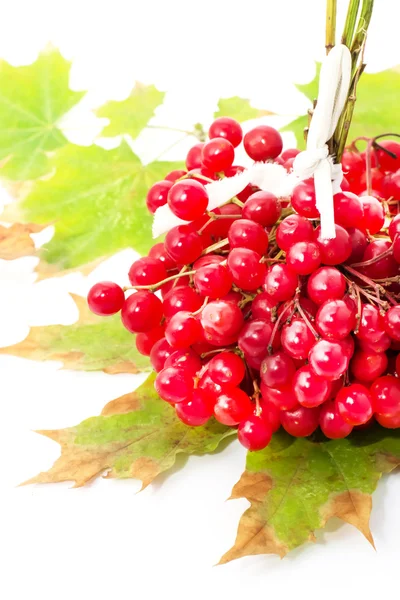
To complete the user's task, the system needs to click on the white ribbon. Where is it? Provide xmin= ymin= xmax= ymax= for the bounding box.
xmin=152 ymin=162 xmax=293 ymax=237
xmin=152 ymin=44 xmax=352 ymax=240
xmin=293 ymin=44 xmax=352 ymax=238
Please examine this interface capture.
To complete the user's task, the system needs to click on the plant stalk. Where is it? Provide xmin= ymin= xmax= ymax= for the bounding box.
xmin=325 ymin=0 xmax=337 ymax=53
xmin=341 ymin=0 xmax=360 ymax=47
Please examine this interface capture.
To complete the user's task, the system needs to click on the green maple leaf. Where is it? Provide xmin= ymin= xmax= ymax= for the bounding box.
xmin=0 ymin=295 xmax=150 ymax=374
xmin=215 ymin=97 xmax=274 ymax=122
xmin=0 ymin=47 xmax=85 ymax=180
xmin=282 ymin=64 xmax=400 ymax=148
xmin=220 ymin=427 xmax=400 ymax=563
xmin=96 ymin=83 xmax=165 ymax=138
xmin=25 ymin=373 xmax=234 ymax=489
xmin=6 ymin=141 xmax=183 ymax=268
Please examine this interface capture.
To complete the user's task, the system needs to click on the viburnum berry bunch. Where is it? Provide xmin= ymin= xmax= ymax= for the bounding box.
xmin=87 ymin=116 xmax=400 ymax=452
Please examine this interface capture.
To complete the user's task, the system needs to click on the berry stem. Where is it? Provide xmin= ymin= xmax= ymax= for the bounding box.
xmin=202 ymin=238 xmax=229 ymax=255
xmin=326 ymin=0 xmax=337 ymax=54
xmin=295 ymin=299 xmax=320 ymax=340
xmin=267 ymin=301 xmax=294 ymax=353
xmin=124 ymin=268 xmax=196 ymax=292
xmin=350 ymin=242 xmax=393 ymax=268
xmin=252 ymin=379 xmax=262 ymax=416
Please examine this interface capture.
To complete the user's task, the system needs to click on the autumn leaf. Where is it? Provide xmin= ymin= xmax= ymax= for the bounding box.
xmin=0 ymin=47 xmax=85 ymax=180
xmin=282 ymin=64 xmax=400 ymax=148
xmin=25 ymin=373 xmax=234 ymax=488
xmin=0 ymin=222 xmax=47 ymax=259
xmin=4 ymin=141 xmax=184 ymax=268
xmin=220 ymin=427 xmax=400 ymax=563
xmin=215 ymin=97 xmax=273 ymax=122
xmin=0 ymin=295 xmax=149 ymax=374
xmin=96 ymin=83 xmax=165 ymax=138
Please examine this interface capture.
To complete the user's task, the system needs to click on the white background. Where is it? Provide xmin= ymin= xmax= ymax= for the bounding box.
xmin=1 ymin=1 xmax=400 ymax=598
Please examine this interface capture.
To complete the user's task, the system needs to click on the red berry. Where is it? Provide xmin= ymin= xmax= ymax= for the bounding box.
xmin=293 ymin=365 xmax=332 ymax=407
xmin=361 ymin=239 xmax=398 ymax=279
xmin=238 ymin=319 xmax=273 ymax=357
xmin=319 ymin=400 xmax=353 ymax=439
xmin=336 ymin=383 xmax=373 ymax=425
xmin=165 ymin=169 xmax=187 ymax=182
xmin=375 ymin=412 xmax=400 ymax=429
xmin=194 ymin=263 xmax=232 ymax=298
xmin=307 ymin=266 xmax=346 ymax=305
xmin=281 ymin=405 xmax=320 ymax=437
xmin=374 ymin=140 xmax=400 ymax=173
xmin=198 ymin=371 xmax=223 ymax=399
xmin=150 ymin=337 xmax=173 ymax=372
xmin=261 ymin=351 xmax=296 ymax=388
xmin=243 ymin=125 xmax=283 ymax=161
xmin=146 ymin=180 xmax=173 ymax=213
xmin=315 ymin=299 xmax=356 ymax=340
xmin=389 ymin=214 xmax=400 ymax=241
xmin=165 ymin=311 xmax=202 ymax=349
xmin=333 ymin=192 xmax=364 ymax=228
xmin=185 ymin=143 xmax=204 ymax=171
xmin=121 ymin=291 xmax=163 ymax=333
xmin=356 ymin=304 xmax=386 ymax=343
xmin=176 ymin=389 xmax=214 ymax=426
xmin=201 ymin=137 xmax=235 ymax=172
xmin=309 ymin=339 xmax=348 ymax=380
xmin=259 ymin=398 xmax=281 ymax=432
xmin=208 ymin=351 xmax=245 ymax=387
xmin=384 ymin=306 xmax=400 ymax=341
xmin=281 ymin=317 xmax=315 ymax=360
xmin=286 ymin=240 xmax=321 ymax=275
xmin=342 ymin=150 xmax=365 ymax=179
xmin=148 ymin=243 xmax=176 ymax=270
xmin=128 ymin=257 xmax=168 ymax=287
xmin=164 ymin=349 xmax=202 ymax=376
xmin=276 ymin=214 xmax=314 ymax=251
xmin=260 ymin=382 xmax=298 ymax=410
xmin=165 ymin=225 xmax=203 ymax=265
xmin=155 ymin=366 xmax=194 ymax=403
xmin=263 ymin=264 xmax=299 ymax=302
xmin=360 ymin=196 xmax=385 ymax=234
xmin=214 ymin=388 xmax=253 ymax=426
xmin=242 ymin=191 xmax=281 ymax=226
xmin=228 ymin=218 xmax=269 ymax=255
xmin=238 ymin=414 xmax=272 ymax=450
xmin=314 ymin=224 xmax=352 ymax=265
xmin=201 ymin=299 xmax=244 ymax=346
xmin=346 ymin=227 xmax=369 ymax=263
xmin=227 ymin=248 xmax=266 ymax=291
xmin=350 ymin=350 xmax=388 ymax=383
xmin=136 ymin=325 xmax=165 ymax=356
xmin=291 ymin=179 xmax=319 ymax=218
xmin=208 ymin=117 xmax=243 ymax=148
xmin=251 ymin=292 xmax=276 ymax=322
xmin=281 ymin=148 xmax=300 ymax=161
xmin=167 ymin=180 xmax=208 ymax=221
xmin=87 ymin=281 xmax=125 ymax=316
xmin=163 ymin=286 xmax=202 ymax=318
xmin=370 ymin=375 xmax=400 ymax=416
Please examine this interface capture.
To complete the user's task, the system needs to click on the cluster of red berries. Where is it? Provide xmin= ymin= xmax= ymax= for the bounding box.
xmin=87 ymin=116 xmax=400 ymax=451
xmin=342 ymin=136 xmax=400 ymax=215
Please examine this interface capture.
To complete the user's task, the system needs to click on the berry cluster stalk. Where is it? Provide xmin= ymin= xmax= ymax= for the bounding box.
xmin=323 ymin=0 xmax=375 ymax=161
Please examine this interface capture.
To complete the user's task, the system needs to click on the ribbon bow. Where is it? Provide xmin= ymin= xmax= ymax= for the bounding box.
xmin=293 ymin=44 xmax=352 ymax=238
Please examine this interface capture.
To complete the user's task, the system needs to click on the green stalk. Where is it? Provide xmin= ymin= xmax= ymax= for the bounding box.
xmin=325 ymin=0 xmax=337 ymax=53
xmin=350 ymin=0 xmax=374 ymax=74
xmin=332 ymin=0 xmax=375 ymax=160
xmin=341 ymin=0 xmax=360 ymax=47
